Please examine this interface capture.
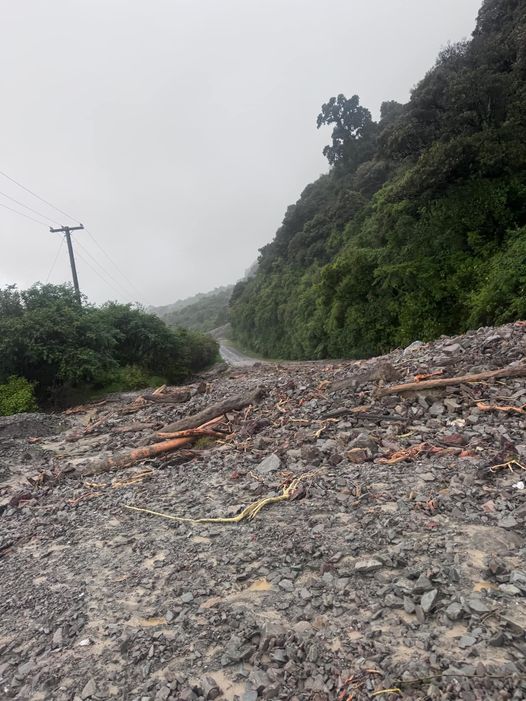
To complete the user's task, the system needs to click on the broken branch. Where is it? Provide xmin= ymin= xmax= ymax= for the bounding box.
xmin=414 ymin=369 xmax=444 ymax=382
xmin=379 ymin=364 xmax=526 ymax=396
xmin=156 ymin=428 xmax=226 ymax=440
xmin=156 ymin=415 xmax=225 ymax=438
xmin=139 ymin=390 xmax=191 ymax=404
xmin=76 ymin=436 xmax=194 ymax=477
xmin=160 ymin=387 xmax=266 ymax=434
xmin=476 ymin=402 xmax=526 ymax=415
xmin=378 ymin=442 xmax=459 ymax=464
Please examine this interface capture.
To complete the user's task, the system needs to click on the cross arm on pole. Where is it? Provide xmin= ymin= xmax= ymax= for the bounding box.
xmin=49 ymin=224 xmax=84 ymax=233
xmin=48 ymin=224 xmax=84 ymax=301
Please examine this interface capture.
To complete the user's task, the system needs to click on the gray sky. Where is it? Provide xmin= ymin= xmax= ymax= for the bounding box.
xmin=0 ymin=0 xmax=482 ymax=306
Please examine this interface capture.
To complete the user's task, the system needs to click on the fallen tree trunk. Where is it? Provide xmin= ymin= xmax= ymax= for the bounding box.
xmin=156 ymin=428 xmax=225 ymax=440
xmin=76 ymin=437 xmax=195 ymax=477
xmin=160 ymin=387 xmax=267 ymax=434
xmin=157 ymin=416 xmax=225 ymax=439
xmin=379 ymin=364 xmax=526 ymax=396
xmin=72 ymin=389 xmax=266 ymax=479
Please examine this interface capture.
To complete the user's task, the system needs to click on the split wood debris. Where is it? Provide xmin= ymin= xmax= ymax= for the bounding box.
xmin=379 ymin=363 xmax=526 ymax=395
xmin=68 ymin=362 xmax=526 ymax=481
xmin=52 ymin=356 xmax=526 ymax=526
xmin=476 ymin=401 xmax=526 ymax=415
xmin=74 ymin=389 xmax=267 ymax=478
xmin=160 ymin=388 xmax=267 ymax=433
xmin=377 ymin=442 xmax=468 ymax=465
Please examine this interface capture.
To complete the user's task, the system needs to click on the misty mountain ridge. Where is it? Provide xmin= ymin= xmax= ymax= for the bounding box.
xmin=149 ymin=286 xmax=233 ymax=318
xmin=151 ymin=262 xmax=258 ymax=333
xmin=149 ymin=286 xmax=233 ymax=333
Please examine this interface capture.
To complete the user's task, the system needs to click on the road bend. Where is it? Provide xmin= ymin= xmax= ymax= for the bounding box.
xmin=219 ymin=341 xmax=258 ymax=367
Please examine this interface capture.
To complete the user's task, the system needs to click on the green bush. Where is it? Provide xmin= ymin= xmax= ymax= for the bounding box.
xmin=0 ymin=376 xmax=38 ymax=416
xmin=0 ymin=283 xmax=219 ymax=411
xmin=97 ymin=365 xmax=167 ymax=393
xmin=469 ymin=227 xmax=526 ymax=325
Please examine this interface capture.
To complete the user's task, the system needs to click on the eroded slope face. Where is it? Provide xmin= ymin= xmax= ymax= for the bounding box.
xmin=1 ymin=322 xmax=526 ymax=700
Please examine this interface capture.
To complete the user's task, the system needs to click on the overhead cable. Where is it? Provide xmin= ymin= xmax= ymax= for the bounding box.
xmin=0 ymin=200 xmax=49 ymax=226
xmin=84 ymin=227 xmax=149 ymax=303
xmin=45 ymin=237 xmax=65 ymax=283
xmin=75 ymin=239 xmax=133 ymax=300
xmin=0 ymin=168 xmax=81 ymax=224
xmin=74 ymin=247 xmax=130 ymax=300
xmin=0 ymin=167 xmax=150 ymax=305
xmin=0 ymin=189 xmax=62 ymax=226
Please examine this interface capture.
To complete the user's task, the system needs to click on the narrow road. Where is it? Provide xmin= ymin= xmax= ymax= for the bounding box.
xmin=219 ymin=341 xmax=258 ymax=367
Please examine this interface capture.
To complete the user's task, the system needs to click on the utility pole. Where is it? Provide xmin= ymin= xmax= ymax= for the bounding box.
xmin=49 ymin=224 xmax=84 ymax=302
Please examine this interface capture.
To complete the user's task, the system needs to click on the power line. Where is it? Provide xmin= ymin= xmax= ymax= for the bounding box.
xmin=48 ymin=227 xmax=132 ymax=302
xmin=80 ymin=233 xmax=140 ymax=299
xmin=0 ymin=167 xmax=151 ymax=304
xmin=0 ymin=168 xmax=80 ymax=224
xmin=45 ymin=237 xmax=64 ymax=283
xmin=75 ymin=238 xmax=133 ymax=299
xmin=0 ymin=200 xmax=49 ymax=226
xmin=74 ymin=246 xmax=131 ymax=300
xmin=0 ymin=189 xmax=62 ymax=226
xmin=76 ymin=238 xmax=138 ymax=300
xmin=84 ymin=227 xmax=149 ymax=303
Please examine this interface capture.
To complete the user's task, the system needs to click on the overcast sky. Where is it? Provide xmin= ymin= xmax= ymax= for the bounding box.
xmin=0 ymin=0 xmax=482 ymax=306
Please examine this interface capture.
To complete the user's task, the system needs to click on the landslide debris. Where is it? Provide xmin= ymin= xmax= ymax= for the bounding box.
xmin=1 ymin=322 xmax=526 ymax=700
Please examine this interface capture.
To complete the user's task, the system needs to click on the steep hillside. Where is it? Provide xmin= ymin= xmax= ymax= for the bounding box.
xmin=231 ymin=0 xmax=526 ymax=359
xmin=154 ymin=286 xmax=233 ymax=333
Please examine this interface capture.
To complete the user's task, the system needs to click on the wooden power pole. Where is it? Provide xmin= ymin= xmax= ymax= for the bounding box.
xmin=49 ymin=224 xmax=84 ymax=302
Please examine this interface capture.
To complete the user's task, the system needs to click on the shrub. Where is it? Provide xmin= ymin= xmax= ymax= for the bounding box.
xmin=0 ymin=283 xmax=220 ymax=411
xmin=469 ymin=226 xmax=526 ymax=325
xmin=0 ymin=376 xmax=38 ymax=416
xmin=97 ymin=365 xmax=167 ymax=393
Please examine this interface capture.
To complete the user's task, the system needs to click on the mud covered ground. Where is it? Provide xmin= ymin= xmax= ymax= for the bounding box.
xmin=1 ymin=323 xmax=526 ymax=700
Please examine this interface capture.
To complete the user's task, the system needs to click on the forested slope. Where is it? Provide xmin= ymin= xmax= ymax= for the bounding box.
xmin=159 ymin=286 xmax=233 ymax=333
xmin=230 ymin=0 xmax=526 ymax=359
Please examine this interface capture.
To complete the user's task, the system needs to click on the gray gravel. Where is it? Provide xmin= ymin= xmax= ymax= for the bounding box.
xmin=1 ymin=321 xmax=526 ymax=699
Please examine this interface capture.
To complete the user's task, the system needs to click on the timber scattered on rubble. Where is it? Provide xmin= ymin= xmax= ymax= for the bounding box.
xmin=1 ymin=321 xmax=526 ymax=700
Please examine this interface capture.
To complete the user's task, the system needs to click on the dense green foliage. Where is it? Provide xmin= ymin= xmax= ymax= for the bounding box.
xmin=158 ymin=286 xmax=233 ymax=332
xmin=0 ymin=376 xmax=38 ymax=415
xmin=0 ymin=283 xmax=218 ymax=410
xmin=231 ymin=0 xmax=526 ymax=359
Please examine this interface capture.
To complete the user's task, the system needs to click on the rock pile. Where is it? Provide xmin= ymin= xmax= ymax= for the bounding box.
xmin=1 ymin=321 xmax=526 ymax=700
